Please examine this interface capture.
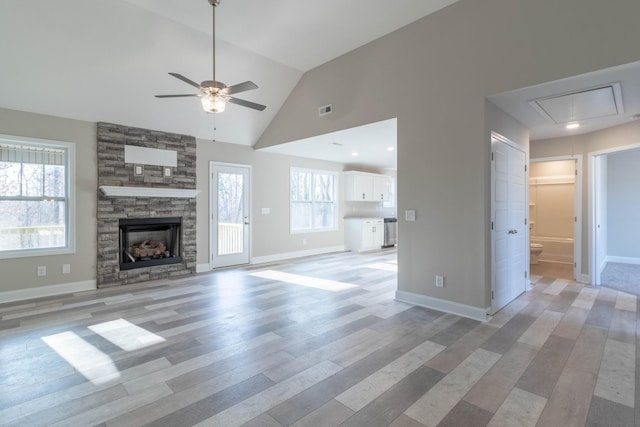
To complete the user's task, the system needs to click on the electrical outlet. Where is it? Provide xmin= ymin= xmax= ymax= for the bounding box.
xmin=435 ymin=275 xmax=444 ymax=287
xmin=37 ymin=266 xmax=47 ymax=277
xmin=63 ymin=264 xmax=71 ymax=274
xmin=302 ymin=238 xmax=307 ymax=245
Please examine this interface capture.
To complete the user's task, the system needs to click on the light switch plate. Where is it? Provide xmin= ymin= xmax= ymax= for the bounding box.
xmin=405 ymin=210 xmax=416 ymax=221
xmin=261 ymin=208 xmax=270 ymax=215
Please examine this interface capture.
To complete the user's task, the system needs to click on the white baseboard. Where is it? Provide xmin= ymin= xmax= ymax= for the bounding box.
xmin=0 ymin=280 xmax=96 ymax=304
xmin=197 ymin=246 xmax=346 ymax=272
xmin=577 ymin=273 xmax=591 ymax=284
xmin=395 ymin=290 xmax=488 ymax=322
xmin=196 ymin=263 xmax=210 ymax=273
xmin=251 ymin=246 xmax=346 ymax=265
xmin=605 ymin=256 xmax=640 ymax=265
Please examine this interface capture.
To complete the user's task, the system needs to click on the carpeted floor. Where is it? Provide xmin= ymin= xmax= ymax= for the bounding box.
xmin=601 ymin=262 xmax=640 ymax=296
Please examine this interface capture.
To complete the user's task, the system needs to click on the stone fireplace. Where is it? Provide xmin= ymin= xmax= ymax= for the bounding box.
xmin=96 ymin=122 xmax=197 ymax=288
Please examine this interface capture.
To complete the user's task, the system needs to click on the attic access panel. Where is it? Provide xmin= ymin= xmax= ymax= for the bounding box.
xmin=529 ymin=83 xmax=623 ymax=124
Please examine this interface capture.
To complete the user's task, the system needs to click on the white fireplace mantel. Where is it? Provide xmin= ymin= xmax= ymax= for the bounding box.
xmin=99 ymin=186 xmax=200 ymax=198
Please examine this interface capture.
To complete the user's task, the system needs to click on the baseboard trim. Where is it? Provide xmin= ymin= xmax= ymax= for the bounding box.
xmin=0 ymin=280 xmax=96 ymax=304
xmin=577 ymin=273 xmax=591 ymax=284
xmin=395 ymin=290 xmax=488 ymax=322
xmin=605 ymin=256 xmax=640 ymax=266
xmin=196 ymin=263 xmax=210 ymax=273
xmin=251 ymin=246 xmax=346 ymax=265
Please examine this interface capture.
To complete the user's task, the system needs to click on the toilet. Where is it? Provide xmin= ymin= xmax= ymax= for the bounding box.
xmin=530 ymin=243 xmax=544 ymax=264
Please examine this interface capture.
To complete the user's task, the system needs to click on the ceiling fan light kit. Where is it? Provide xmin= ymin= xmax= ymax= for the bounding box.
xmin=201 ymin=94 xmax=227 ymax=113
xmin=154 ymin=0 xmax=265 ymax=114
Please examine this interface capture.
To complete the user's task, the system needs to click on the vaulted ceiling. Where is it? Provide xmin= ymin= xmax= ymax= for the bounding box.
xmin=0 ymin=0 xmax=457 ymax=147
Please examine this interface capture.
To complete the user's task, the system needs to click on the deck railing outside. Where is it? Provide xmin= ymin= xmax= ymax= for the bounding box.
xmin=218 ymin=222 xmax=243 ymax=255
xmin=0 ymin=226 xmax=65 ymax=250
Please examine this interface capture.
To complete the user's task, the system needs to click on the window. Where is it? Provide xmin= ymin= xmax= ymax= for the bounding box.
xmin=0 ymin=135 xmax=74 ymax=258
xmin=290 ymin=168 xmax=338 ymax=233
xmin=383 ymin=176 xmax=396 ymax=208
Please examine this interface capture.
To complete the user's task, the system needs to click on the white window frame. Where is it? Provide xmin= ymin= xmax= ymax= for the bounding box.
xmin=0 ymin=134 xmax=76 ymax=259
xmin=290 ymin=167 xmax=338 ymax=234
xmin=383 ymin=176 xmax=396 ymax=208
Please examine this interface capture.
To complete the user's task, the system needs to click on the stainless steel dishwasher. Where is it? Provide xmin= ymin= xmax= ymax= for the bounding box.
xmin=383 ymin=217 xmax=397 ymax=248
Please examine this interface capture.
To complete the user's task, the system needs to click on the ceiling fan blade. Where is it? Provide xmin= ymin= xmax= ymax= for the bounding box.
xmin=168 ymin=72 xmax=203 ymax=90
xmin=223 ymin=81 xmax=258 ymax=95
xmin=228 ymin=97 xmax=267 ymax=111
xmin=155 ymin=94 xmax=200 ymax=98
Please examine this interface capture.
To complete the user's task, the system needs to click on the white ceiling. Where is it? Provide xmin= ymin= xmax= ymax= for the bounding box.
xmin=121 ymin=0 xmax=459 ymax=72
xmin=489 ymin=61 xmax=640 ymax=141
xmin=261 ymin=118 xmax=398 ymax=170
xmin=0 ymin=0 xmax=457 ymax=152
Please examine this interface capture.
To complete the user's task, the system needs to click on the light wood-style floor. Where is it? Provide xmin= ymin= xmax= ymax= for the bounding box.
xmin=1 ymin=249 xmax=637 ymax=426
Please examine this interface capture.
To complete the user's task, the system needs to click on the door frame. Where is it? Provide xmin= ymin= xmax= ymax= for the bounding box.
xmin=529 ymin=155 xmax=583 ymax=281
xmin=490 ymin=132 xmax=529 ymax=315
xmin=209 ymin=161 xmax=252 ymax=270
xmin=588 ymin=142 xmax=640 ymax=285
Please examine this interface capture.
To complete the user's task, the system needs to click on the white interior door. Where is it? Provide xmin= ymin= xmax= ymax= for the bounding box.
xmin=210 ymin=163 xmax=250 ymax=268
xmin=491 ymin=136 xmax=528 ymax=314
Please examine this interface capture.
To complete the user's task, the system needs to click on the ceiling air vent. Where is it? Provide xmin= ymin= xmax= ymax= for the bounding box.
xmin=319 ymin=104 xmax=333 ymax=117
xmin=529 ymin=83 xmax=624 ymax=124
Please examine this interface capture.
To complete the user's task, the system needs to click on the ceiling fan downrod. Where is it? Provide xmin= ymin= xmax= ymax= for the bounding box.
xmin=208 ymin=0 xmax=220 ymax=83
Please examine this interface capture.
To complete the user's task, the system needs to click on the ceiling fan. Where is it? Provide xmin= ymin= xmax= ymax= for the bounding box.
xmin=155 ymin=0 xmax=266 ymax=113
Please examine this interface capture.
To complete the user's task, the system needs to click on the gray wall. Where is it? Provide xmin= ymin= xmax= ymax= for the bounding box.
xmin=607 ymin=149 xmax=640 ymax=259
xmin=257 ymin=0 xmax=640 ymax=310
xmin=196 ymin=139 xmax=346 ymax=264
xmin=0 ymin=107 xmax=347 ymax=297
xmin=0 ymin=108 xmax=97 ymax=293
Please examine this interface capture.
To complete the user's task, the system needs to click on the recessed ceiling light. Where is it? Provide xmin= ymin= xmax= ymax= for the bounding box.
xmin=566 ymin=123 xmax=580 ymax=130
xmin=331 ymin=142 xmax=343 ymax=146
xmin=387 ymin=146 xmax=395 ymax=151
xmin=351 ymin=151 xmax=359 ymax=157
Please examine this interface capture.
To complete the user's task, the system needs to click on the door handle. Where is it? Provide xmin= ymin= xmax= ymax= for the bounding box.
xmin=508 ymin=229 xmax=518 ymax=234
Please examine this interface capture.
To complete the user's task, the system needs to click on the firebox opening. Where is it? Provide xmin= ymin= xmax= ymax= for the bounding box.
xmin=119 ymin=217 xmax=182 ymax=271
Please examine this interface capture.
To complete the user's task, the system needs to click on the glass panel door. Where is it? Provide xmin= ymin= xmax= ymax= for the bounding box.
xmin=211 ymin=163 xmax=250 ymax=268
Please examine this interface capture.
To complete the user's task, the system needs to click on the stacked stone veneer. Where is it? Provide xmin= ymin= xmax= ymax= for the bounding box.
xmin=97 ymin=122 xmax=197 ymax=288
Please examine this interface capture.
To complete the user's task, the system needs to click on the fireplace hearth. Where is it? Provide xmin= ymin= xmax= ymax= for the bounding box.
xmin=119 ymin=217 xmax=182 ymax=271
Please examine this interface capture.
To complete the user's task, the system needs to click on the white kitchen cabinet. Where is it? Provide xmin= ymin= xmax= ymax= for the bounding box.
xmin=344 ymin=171 xmax=391 ymax=202
xmin=373 ymin=175 xmax=391 ymax=202
xmin=345 ymin=218 xmax=384 ymax=252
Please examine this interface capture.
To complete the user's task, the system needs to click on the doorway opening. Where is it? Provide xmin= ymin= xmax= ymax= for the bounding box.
xmin=210 ymin=162 xmax=251 ymax=269
xmin=590 ymin=143 xmax=640 ymax=290
xmin=529 ymin=156 xmax=582 ymax=281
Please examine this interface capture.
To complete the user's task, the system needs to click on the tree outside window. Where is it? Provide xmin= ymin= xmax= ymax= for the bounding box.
xmin=290 ymin=168 xmax=337 ymax=233
xmin=0 ymin=138 xmax=71 ymax=256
